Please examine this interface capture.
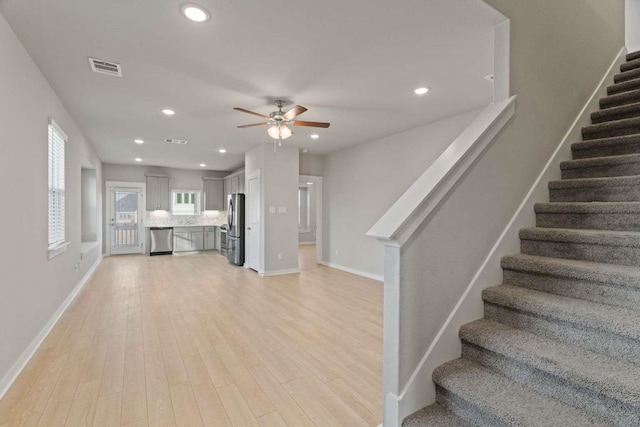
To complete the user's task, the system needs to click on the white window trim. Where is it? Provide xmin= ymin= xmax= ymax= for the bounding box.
xmin=48 ymin=118 xmax=69 ymax=259
xmin=171 ymin=189 xmax=202 ymax=216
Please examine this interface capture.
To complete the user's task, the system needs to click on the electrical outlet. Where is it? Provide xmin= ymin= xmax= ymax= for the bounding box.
xmin=278 ymin=253 xmax=283 ymax=260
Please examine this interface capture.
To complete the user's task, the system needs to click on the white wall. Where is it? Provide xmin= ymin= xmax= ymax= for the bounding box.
xmin=298 ymin=182 xmax=317 ymax=244
xmin=627 ymin=0 xmax=640 ymax=51
xmin=0 ymin=10 xmax=103 ymax=394
xmin=81 ymin=167 xmax=98 ymax=242
xmin=245 ymin=144 xmax=300 ymax=274
xmin=321 ymin=109 xmax=480 ymax=279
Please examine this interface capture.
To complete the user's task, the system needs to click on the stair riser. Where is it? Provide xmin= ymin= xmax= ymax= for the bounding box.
xmin=582 ymin=123 xmax=640 ymax=140
xmin=435 ymin=386 xmax=510 ymax=427
xmin=549 ymin=186 xmax=640 ymax=202
xmin=600 ymin=90 xmax=640 ymax=109
xmin=621 ymin=58 xmax=640 ymax=73
xmin=502 ymin=269 xmax=640 ymax=310
xmin=484 ymin=303 xmax=640 ymax=365
xmin=591 ymin=106 xmax=640 ymax=124
xmin=572 ymin=143 xmax=640 ymax=159
xmin=461 ymin=342 xmax=640 ymax=426
xmin=615 ymin=68 xmax=640 ymax=84
xmin=561 ymin=161 xmax=640 ymax=179
xmin=521 ymin=239 xmax=640 ymax=266
xmin=535 ymin=212 xmax=640 ymax=231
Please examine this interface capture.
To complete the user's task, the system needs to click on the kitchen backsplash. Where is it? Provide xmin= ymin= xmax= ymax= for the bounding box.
xmin=146 ymin=210 xmax=227 ymax=227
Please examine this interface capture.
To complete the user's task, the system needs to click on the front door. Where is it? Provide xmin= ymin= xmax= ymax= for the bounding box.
xmin=110 ymin=188 xmax=143 ymax=255
xmin=247 ymin=172 xmax=261 ymax=271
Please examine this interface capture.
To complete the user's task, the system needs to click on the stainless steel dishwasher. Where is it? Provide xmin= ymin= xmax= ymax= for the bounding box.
xmin=149 ymin=227 xmax=173 ymax=255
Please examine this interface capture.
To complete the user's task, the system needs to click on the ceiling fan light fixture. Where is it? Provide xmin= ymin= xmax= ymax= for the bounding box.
xmin=181 ymin=4 xmax=210 ymax=22
xmin=267 ymin=124 xmax=292 ymax=140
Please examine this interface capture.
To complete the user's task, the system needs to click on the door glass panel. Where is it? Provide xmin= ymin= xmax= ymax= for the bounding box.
xmin=114 ymin=191 xmax=139 ymax=246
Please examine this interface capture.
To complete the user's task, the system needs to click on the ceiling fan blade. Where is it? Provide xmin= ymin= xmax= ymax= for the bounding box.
xmin=237 ymin=122 xmax=268 ymax=128
xmin=282 ymin=105 xmax=308 ymax=120
xmin=233 ymin=107 xmax=269 ymax=119
xmin=293 ymin=120 xmax=330 ymax=128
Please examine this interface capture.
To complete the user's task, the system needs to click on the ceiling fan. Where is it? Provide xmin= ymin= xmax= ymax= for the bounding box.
xmin=234 ymin=100 xmax=330 ymax=146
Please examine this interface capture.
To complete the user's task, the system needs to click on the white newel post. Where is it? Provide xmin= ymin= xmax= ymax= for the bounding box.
xmin=383 ymin=240 xmax=402 ymax=427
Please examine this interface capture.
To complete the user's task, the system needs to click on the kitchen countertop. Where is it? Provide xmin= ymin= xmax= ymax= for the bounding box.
xmin=146 ymin=224 xmax=223 ymax=228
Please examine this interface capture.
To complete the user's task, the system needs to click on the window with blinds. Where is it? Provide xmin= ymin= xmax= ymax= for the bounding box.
xmin=48 ymin=119 xmax=66 ymax=250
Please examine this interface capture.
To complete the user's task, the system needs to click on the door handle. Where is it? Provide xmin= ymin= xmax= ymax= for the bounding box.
xmin=247 ymin=227 xmax=251 ymax=230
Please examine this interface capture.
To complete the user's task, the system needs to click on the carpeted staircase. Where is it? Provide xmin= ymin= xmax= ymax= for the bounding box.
xmin=403 ymin=50 xmax=640 ymax=426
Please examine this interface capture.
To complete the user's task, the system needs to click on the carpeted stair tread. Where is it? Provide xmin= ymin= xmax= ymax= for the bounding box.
xmin=534 ymin=201 xmax=640 ymax=230
xmin=614 ymin=67 xmax=640 ymax=84
xmin=599 ymin=88 xmax=640 ymax=109
xmin=607 ymin=77 xmax=640 ymax=95
xmin=482 ymin=285 xmax=640 ymax=342
xmin=519 ymin=226 xmax=640 ymax=246
xmin=501 ymin=253 xmax=640 ymax=309
xmin=581 ymin=116 xmax=640 ymax=140
xmin=461 ymin=320 xmax=640 ymax=425
xmin=402 ymin=403 xmax=470 ymax=427
xmin=433 ymin=359 xmax=609 ymax=426
xmin=571 ymin=134 xmax=640 ymax=159
xmin=560 ymin=153 xmax=640 ymax=179
xmin=549 ymin=174 xmax=640 ymax=190
xmin=501 ymin=253 xmax=640 ymax=290
xmin=621 ymin=58 xmax=640 ymax=73
xmin=534 ymin=200 xmax=640 ymax=214
xmin=628 ymin=50 xmax=640 ymax=62
xmin=591 ymin=101 xmax=640 ymax=124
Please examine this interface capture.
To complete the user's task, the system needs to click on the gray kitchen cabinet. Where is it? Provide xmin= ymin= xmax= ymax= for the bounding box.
xmin=204 ymin=226 xmax=216 ymax=250
xmin=173 ymin=227 xmax=204 ymax=252
xmin=223 ymin=179 xmax=230 ymax=203
xmin=230 ymin=175 xmax=239 ymax=195
xmin=203 ymin=178 xmax=224 ymax=211
xmin=146 ymin=175 xmax=170 ymax=211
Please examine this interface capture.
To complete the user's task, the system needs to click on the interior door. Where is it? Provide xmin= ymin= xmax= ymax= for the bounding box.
xmin=247 ymin=174 xmax=261 ymax=271
xmin=110 ymin=188 xmax=143 ymax=255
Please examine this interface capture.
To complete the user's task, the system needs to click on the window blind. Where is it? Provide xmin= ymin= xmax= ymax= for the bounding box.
xmin=48 ymin=120 xmax=66 ymax=248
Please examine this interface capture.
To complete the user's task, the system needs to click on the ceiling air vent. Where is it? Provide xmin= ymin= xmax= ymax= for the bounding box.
xmin=165 ymin=139 xmax=188 ymax=145
xmin=88 ymin=58 xmax=122 ymax=77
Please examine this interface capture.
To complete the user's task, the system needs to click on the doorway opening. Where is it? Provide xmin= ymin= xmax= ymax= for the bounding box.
xmin=105 ymin=181 xmax=145 ymax=255
xmin=298 ymin=175 xmax=322 ymax=264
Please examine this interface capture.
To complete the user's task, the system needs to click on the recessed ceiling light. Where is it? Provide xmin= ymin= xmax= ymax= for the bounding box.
xmin=310 ymin=134 xmax=320 ymax=139
xmin=134 ymin=139 xmax=144 ymax=144
xmin=414 ymin=87 xmax=430 ymax=95
xmin=199 ymin=163 xmax=206 ymax=167
xmin=135 ymin=158 xmax=142 ymax=162
xmin=307 ymin=182 xmax=313 ymax=185
xmin=219 ymin=149 xmax=226 ymax=153
xmin=161 ymin=109 xmax=175 ymax=116
xmin=181 ymin=4 xmax=210 ymax=22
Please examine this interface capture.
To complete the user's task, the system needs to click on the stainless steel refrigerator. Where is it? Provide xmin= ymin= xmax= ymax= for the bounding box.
xmin=226 ymin=193 xmax=245 ymax=265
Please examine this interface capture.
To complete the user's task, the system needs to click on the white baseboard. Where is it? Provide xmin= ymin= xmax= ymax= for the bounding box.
xmin=0 ymin=254 xmax=103 ymax=400
xmin=320 ymin=261 xmax=384 ymax=282
xmin=261 ymin=268 xmax=300 ymax=276
xmin=393 ymin=46 xmax=628 ymax=425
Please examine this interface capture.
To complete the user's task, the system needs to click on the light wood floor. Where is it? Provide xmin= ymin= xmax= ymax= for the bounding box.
xmin=0 ymin=245 xmax=383 ymax=427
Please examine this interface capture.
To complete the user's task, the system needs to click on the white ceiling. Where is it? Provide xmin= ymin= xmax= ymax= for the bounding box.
xmin=0 ymin=0 xmax=505 ymax=172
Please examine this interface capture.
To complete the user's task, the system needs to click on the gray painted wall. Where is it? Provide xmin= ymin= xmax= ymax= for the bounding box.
xmin=396 ymin=0 xmax=624 ymax=389
xmin=299 ymin=153 xmax=324 ymax=176
xmin=0 ymin=11 xmax=103 ymax=389
xmin=298 ymin=182 xmax=317 ymax=244
xmin=627 ymin=0 xmax=640 ymax=51
xmin=321 ymin=110 xmax=480 ymax=278
xmin=81 ymin=168 xmax=98 ymax=242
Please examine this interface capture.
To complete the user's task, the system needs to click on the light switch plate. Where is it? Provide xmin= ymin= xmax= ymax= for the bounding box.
xmin=278 ymin=207 xmax=287 ymax=213
xmin=269 ymin=206 xmax=276 ymax=213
